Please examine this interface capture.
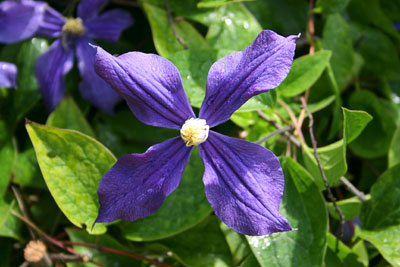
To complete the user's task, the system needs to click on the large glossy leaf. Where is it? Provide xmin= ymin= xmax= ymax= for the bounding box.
xmin=322 ymin=14 xmax=355 ymax=89
xmin=220 ymin=222 xmax=252 ymax=266
xmin=0 ymin=121 xmax=15 ymax=196
xmin=206 ymin=3 xmax=262 ymax=50
xmin=278 ymin=50 xmax=332 ymax=97
xmin=141 ymin=2 xmax=209 ymax=58
xmin=348 ymin=90 xmax=396 ymax=159
xmin=342 ymin=108 xmax=373 ymax=144
xmin=47 ymin=97 xmax=95 ymax=137
xmin=247 ymin=158 xmax=328 ymax=267
xmin=121 ymin=148 xmax=212 ymax=241
xmin=389 ymin=126 xmax=400 ymax=168
xmin=155 ymin=216 xmax=232 ymax=267
xmin=26 ymin=121 xmax=116 ymax=234
xmin=327 ymin=196 xmax=369 ymax=221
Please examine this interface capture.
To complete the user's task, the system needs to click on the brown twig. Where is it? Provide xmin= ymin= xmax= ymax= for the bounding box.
xmin=307 ymin=0 xmax=315 ymax=55
xmin=277 ymin=99 xmax=305 ymax=142
xmin=11 ymin=185 xmax=36 ymax=239
xmin=340 ymin=177 xmax=367 ymax=202
xmin=62 ymin=241 xmax=174 ymax=267
xmin=300 ymin=97 xmax=345 ymax=239
xmin=256 ymin=126 xmax=293 ymax=144
xmin=256 ymin=110 xmax=301 ymax=147
xmin=165 ymin=0 xmax=188 ymax=49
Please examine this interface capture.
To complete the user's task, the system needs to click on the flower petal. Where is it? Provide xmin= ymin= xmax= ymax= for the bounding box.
xmin=0 ymin=0 xmax=46 ymax=43
xmin=76 ymin=38 xmax=120 ymax=113
xmin=84 ymin=9 xmax=133 ymax=42
xmin=77 ymin=0 xmax=108 ymax=21
xmin=96 ymin=137 xmax=192 ymax=223
xmin=35 ymin=6 xmax=64 ymax=38
xmin=94 ymin=46 xmax=195 ymax=129
xmin=35 ymin=40 xmax=74 ymax=112
xmin=0 ymin=62 xmax=17 ymax=88
xmin=200 ymin=30 xmax=297 ymax=127
xmin=199 ymin=131 xmax=291 ymax=235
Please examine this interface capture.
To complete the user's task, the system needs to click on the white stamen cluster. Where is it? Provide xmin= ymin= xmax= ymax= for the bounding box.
xmin=180 ymin=118 xmax=209 ymax=146
xmin=62 ymin=18 xmax=85 ymax=36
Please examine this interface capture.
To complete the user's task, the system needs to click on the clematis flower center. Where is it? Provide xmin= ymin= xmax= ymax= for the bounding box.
xmin=62 ymin=18 xmax=85 ymax=36
xmin=180 ymin=118 xmax=209 ymax=147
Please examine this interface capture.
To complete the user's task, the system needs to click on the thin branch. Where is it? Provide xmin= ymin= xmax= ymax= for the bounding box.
xmin=256 ymin=126 xmax=293 ymax=144
xmin=307 ymin=0 xmax=315 ymax=55
xmin=301 ymin=97 xmax=345 ymax=239
xmin=165 ymin=0 xmax=188 ymax=49
xmin=340 ymin=177 xmax=367 ymax=202
xmin=277 ymin=99 xmax=305 ymax=142
xmin=11 ymin=185 xmax=36 ymax=239
xmin=256 ymin=110 xmax=301 ymax=147
xmin=62 ymin=241 xmax=174 ymax=267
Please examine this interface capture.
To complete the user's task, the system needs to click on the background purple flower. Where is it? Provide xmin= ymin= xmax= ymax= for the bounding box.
xmin=0 ymin=61 xmax=17 ymax=88
xmin=34 ymin=0 xmax=133 ymax=113
xmin=0 ymin=0 xmax=46 ymax=43
xmin=93 ymin=30 xmax=298 ymax=236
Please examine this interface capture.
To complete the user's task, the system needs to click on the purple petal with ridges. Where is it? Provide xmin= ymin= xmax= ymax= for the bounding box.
xmin=78 ymin=0 xmax=109 ymax=21
xmin=0 ymin=0 xmax=46 ymax=43
xmin=94 ymin=46 xmax=195 ymax=129
xmin=200 ymin=30 xmax=297 ymax=127
xmin=199 ymin=131 xmax=291 ymax=236
xmin=96 ymin=137 xmax=192 ymax=223
xmin=35 ymin=40 xmax=74 ymax=112
xmin=76 ymin=38 xmax=120 ymax=113
xmin=35 ymin=5 xmax=64 ymax=38
xmin=0 ymin=62 xmax=17 ymax=88
xmin=84 ymin=9 xmax=133 ymax=42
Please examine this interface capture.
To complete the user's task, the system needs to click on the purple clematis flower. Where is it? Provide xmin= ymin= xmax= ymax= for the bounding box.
xmin=34 ymin=0 xmax=133 ymax=113
xmin=0 ymin=62 xmax=17 ymax=88
xmin=93 ymin=30 xmax=297 ymax=235
xmin=0 ymin=0 xmax=46 ymax=43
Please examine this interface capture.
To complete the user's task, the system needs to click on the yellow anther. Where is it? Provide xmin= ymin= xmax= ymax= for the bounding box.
xmin=180 ymin=118 xmax=209 ymax=146
xmin=62 ymin=18 xmax=85 ymax=36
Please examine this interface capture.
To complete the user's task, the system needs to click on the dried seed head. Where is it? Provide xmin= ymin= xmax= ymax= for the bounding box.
xmin=62 ymin=18 xmax=85 ymax=36
xmin=180 ymin=118 xmax=209 ymax=146
xmin=24 ymin=240 xmax=47 ymax=263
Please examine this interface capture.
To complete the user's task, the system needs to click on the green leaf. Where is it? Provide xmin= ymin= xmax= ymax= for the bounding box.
xmin=247 ymin=158 xmax=328 ymax=267
xmin=322 ymin=14 xmax=355 ymax=89
xmin=206 ymin=3 xmax=262 ymax=50
xmin=156 ymin=216 xmax=232 ymax=267
xmin=389 ymin=126 xmax=400 ymax=168
xmin=121 ymin=148 xmax=212 ymax=241
xmin=342 ymin=107 xmax=373 ymax=144
xmin=302 ymin=140 xmax=347 ymax=190
xmin=357 ymin=225 xmax=400 ymax=267
xmin=141 ymin=2 xmax=209 ymax=58
xmin=325 ymin=233 xmax=365 ymax=267
xmin=220 ymin=222 xmax=251 ymax=265
xmin=12 ymin=148 xmax=46 ymax=188
xmin=197 ymin=0 xmax=252 ymax=8
xmin=0 ymin=121 xmax=16 ymax=196
xmin=26 ymin=121 xmax=117 ymax=234
xmin=327 ymin=196 xmax=368 ymax=221
xmin=361 ymin=164 xmax=400 ymax=229
xmin=348 ymin=90 xmax=396 ymax=159
xmin=315 ymin=0 xmax=351 ymax=14
xmin=0 ymin=197 xmax=21 ymax=240
xmin=278 ymin=50 xmax=332 ymax=98
xmin=66 ymin=228 xmax=142 ymax=266
xmin=47 ymin=97 xmax=95 ymax=138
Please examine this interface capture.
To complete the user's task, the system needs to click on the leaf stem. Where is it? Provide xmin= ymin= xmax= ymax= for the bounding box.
xmin=339 ymin=177 xmax=367 ymax=202
xmin=165 ymin=0 xmax=188 ymax=49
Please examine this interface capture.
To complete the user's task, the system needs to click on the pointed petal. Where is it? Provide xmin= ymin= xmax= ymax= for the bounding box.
xmin=0 ymin=0 xmax=46 ymax=43
xmin=94 ymin=46 xmax=195 ymax=129
xmin=77 ymin=0 xmax=108 ymax=21
xmin=35 ymin=40 xmax=74 ymax=112
xmin=0 ymin=62 xmax=17 ymax=88
xmin=76 ymin=38 xmax=120 ymax=113
xmin=96 ymin=137 xmax=192 ymax=223
xmin=35 ymin=6 xmax=64 ymax=38
xmin=84 ymin=9 xmax=133 ymax=42
xmin=199 ymin=131 xmax=291 ymax=236
xmin=200 ymin=30 xmax=297 ymax=127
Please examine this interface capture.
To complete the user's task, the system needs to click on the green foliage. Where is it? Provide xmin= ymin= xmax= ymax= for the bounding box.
xmin=26 ymin=122 xmax=116 ymax=234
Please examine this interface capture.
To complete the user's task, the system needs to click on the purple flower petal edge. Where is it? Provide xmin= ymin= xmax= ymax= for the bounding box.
xmin=200 ymin=30 xmax=298 ymax=127
xmin=96 ymin=137 xmax=192 ymax=223
xmin=199 ymin=131 xmax=291 ymax=236
xmin=0 ymin=62 xmax=17 ymax=88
